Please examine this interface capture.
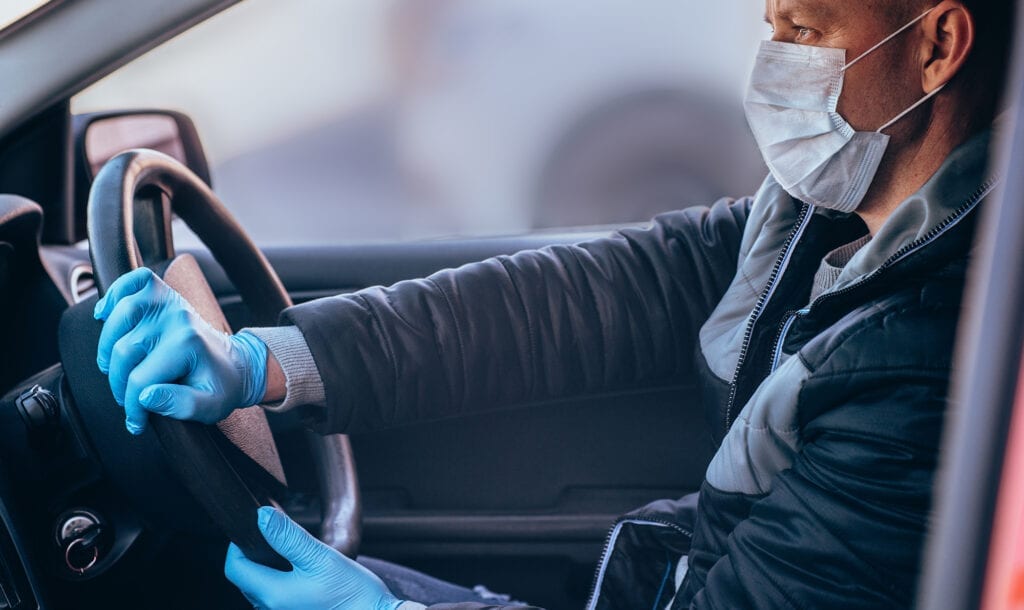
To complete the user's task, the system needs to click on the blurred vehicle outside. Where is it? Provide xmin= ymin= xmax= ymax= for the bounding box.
xmin=73 ymin=0 xmax=769 ymax=245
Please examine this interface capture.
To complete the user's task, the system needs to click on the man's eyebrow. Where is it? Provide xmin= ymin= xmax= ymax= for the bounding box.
xmin=768 ymin=1 xmax=836 ymax=24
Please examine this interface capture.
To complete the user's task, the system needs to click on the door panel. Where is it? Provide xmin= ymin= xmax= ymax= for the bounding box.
xmin=194 ymin=236 xmax=714 ymax=608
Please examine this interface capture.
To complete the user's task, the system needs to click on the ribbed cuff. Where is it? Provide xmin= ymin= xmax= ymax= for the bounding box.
xmin=233 ymin=331 xmax=270 ymax=407
xmin=244 ymin=326 xmax=327 ymax=412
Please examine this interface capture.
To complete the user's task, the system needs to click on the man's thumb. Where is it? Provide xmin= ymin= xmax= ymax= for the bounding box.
xmin=257 ymin=507 xmax=327 ymax=571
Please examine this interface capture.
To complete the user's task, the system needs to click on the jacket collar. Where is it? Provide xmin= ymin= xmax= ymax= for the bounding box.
xmin=828 ymin=127 xmax=998 ymax=293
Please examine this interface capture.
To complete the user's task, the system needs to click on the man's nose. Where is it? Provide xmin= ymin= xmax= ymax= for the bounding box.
xmin=769 ymin=27 xmax=795 ymax=44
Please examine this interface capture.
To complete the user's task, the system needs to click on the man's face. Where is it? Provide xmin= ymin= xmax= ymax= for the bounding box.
xmin=765 ymin=0 xmax=929 ymax=136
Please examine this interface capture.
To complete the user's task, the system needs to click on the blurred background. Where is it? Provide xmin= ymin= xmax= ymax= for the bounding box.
xmin=73 ymin=0 xmax=770 ymax=245
xmin=0 ymin=0 xmax=48 ymax=29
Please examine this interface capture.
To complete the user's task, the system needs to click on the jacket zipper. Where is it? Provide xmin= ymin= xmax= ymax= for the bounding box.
xmin=770 ymin=175 xmax=995 ymax=376
xmin=723 ymin=203 xmax=814 ymax=432
xmin=770 ymin=307 xmax=810 ymax=373
xmin=725 ymin=175 xmax=997 ymax=430
xmin=585 ymin=516 xmax=693 ymax=610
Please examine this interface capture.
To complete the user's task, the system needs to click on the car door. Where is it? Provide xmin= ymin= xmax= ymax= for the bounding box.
xmin=917 ymin=5 xmax=1024 ymax=607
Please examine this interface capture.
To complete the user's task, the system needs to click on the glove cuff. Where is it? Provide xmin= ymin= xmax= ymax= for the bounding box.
xmin=232 ymin=331 xmax=269 ymax=407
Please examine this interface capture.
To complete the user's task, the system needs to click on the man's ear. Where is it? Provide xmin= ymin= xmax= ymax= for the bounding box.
xmin=919 ymin=0 xmax=975 ymax=92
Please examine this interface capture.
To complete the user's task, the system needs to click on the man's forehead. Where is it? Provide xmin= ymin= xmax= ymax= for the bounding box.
xmin=765 ymin=0 xmax=839 ymax=22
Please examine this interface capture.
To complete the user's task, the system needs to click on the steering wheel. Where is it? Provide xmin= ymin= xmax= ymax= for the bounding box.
xmin=59 ymin=149 xmax=360 ymax=571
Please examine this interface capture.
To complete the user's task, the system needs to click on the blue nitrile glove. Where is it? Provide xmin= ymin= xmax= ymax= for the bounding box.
xmin=225 ymin=506 xmax=405 ymax=610
xmin=93 ymin=267 xmax=268 ymax=435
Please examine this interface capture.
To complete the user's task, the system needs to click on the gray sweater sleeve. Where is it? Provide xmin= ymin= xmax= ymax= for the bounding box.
xmin=243 ymin=326 xmax=327 ymax=412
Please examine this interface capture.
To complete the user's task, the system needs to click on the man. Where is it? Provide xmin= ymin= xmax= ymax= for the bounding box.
xmin=93 ymin=0 xmax=1013 ymax=608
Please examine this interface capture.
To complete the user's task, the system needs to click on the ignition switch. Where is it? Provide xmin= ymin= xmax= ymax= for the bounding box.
xmin=56 ymin=510 xmax=107 ymax=576
xmin=15 ymin=385 xmax=59 ymax=432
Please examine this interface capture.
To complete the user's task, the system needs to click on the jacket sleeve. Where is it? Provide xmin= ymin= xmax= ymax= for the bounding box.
xmin=282 ymin=198 xmax=752 ymax=434
xmin=684 ymin=310 xmax=953 ymax=609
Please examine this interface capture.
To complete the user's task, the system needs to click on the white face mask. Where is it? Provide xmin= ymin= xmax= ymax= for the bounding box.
xmin=744 ymin=8 xmax=945 ymax=213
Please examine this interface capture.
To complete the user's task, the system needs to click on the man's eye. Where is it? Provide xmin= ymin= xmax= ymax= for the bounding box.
xmin=795 ymin=26 xmax=816 ymax=40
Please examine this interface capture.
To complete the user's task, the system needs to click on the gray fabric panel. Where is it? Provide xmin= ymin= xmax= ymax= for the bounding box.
xmin=705 ymin=353 xmax=811 ymax=495
xmin=699 ymin=176 xmax=802 ymax=381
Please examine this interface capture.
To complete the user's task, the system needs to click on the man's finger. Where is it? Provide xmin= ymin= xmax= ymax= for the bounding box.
xmin=105 ymin=332 xmax=152 ymax=407
xmin=122 ymin=348 xmax=191 ymax=434
xmin=94 ymin=267 xmax=157 ymax=321
xmin=257 ymin=506 xmax=330 ymax=572
xmin=223 ymin=542 xmax=285 ymax=604
xmin=96 ymin=290 xmax=151 ymax=374
xmin=137 ymin=383 xmax=206 ymax=419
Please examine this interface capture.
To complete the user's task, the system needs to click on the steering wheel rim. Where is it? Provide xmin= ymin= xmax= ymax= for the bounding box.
xmin=85 ymin=149 xmax=361 ymax=569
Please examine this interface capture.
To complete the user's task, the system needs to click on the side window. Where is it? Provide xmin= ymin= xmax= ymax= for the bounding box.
xmin=1 ymin=1 xmax=51 ymax=29
xmin=73 ymin=0 xmax=767 ymax=245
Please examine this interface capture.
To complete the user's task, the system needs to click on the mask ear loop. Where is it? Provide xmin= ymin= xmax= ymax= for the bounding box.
xmin=876 ymin=83 xmax=947 ymax=133
xmin=843 ymin=6 xmax=936 ymax=71
xmin=838 ymin=5 xmax=947 ymax=133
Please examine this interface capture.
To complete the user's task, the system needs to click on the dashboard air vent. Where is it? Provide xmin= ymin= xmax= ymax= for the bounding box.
xmin=70 ymin=265 xmax=97 ymax=304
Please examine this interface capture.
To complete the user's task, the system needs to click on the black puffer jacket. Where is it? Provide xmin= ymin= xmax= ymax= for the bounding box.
xmin=281 ymin=129 xmax=996 ymax=608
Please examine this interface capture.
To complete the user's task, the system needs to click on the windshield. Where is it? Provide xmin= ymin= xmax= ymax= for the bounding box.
xmin=0 ymin=0 xmax=51 ymax=31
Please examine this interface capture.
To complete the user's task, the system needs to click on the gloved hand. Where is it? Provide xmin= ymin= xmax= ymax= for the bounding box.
xmin=225 ymin=506 xmax=405 ymax=610
xmin=93 ymin=267 xmax=268 ymax=435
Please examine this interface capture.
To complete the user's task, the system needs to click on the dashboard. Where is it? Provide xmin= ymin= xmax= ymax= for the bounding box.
xmin=0 ymin=196 xmax=69 ymax=609
xmin=0 ymin=192 xmax=272 ymax=609
xmin=0 ymin=198 xmax=66 ymax=396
